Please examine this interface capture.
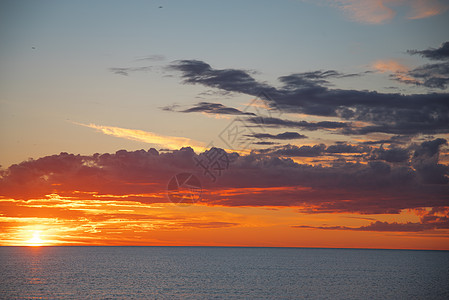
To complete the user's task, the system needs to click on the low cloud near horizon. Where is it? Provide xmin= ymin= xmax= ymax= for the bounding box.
xmin=1 ymin=140 xmax=448 ymax=233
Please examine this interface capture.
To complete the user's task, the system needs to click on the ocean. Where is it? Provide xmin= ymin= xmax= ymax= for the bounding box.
xmin=1 ymin=246 xmax=448 ymax=299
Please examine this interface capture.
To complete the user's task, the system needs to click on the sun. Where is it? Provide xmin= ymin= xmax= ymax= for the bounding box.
xmin=26 ymin=231 xmax=44 ymax=246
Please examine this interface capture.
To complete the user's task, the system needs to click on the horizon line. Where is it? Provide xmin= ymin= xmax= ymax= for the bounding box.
xmin=1 ymin=245 xmax=448 ymax=251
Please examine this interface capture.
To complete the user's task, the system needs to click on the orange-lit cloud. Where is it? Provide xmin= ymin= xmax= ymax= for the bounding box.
xmin=333 ymin=0 xmax=396 ymax=24
xmin=323 ymin=0 xmax=448 ymax=24
xmin=0 ymin=139 xmax=448 ymax=213
xmin=1 ymin=143 xmax=448 ymax=248
xmin=0 ymin=196 xmax=283 ymax=246
xmin=407 ymin=0 xmax=449 ymax=19
xmin=75 ymin=122 xmax=207 ymax=152
xmin=74 ymin=122 xmax=250 ymax=155
xmin=373 ymin=59 xmax=409 ymax=73
xmin=2 ymin=143 xmax=447 ymax=214
xmin=0 ymin=196 xmax=447 ymax=248
xmin=372 ymin=59 xmax=421 ymax=84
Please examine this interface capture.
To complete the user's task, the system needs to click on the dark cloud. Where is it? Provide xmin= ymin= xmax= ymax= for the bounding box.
xmin=400 ymin=42 xmax=449 ymax=89
xmin=1 ymin=140 xmax=447 ymax=214
xmin=278 ymin=70 xmax=361 ymax=88
xmin=342 ymin=118 xmax=449 ymax=135
xmin=252 ymin=141 xmax=278 ymax=145
xmin=407 ymin=42 xmax=449 ymax=61
xmin=370 ymin=146 xmax=411 ymax=163
xmin=246 ymin=132 xmax=307 ymax=140
xmin=292 ymin=220 xmax=446 ymax=232
xmin=168 ymin=60 xmax=269 ymax=95
xmin=256 ymin=144 xmax=326 ymax=157
xmin=326 ymin=143 xmax=370 ymax=154
xmin=414 ymin=163 xmax=449 ymax=184
xmin=411 ymin=138 xmax=449 ymax=184
xmin=406 ymin=62 xmax=449 ymax=89
xmin=362 ymin=135 xmax=410 ymax=145
xmin=413 ymin=138 xmax=447 ymax=158
xmin=293 ymin=208 xmax=449 ymax=232
xmin=168 ymin=59 xmax=449 ymax=135
xmin=246 ymin=117 xmax=349 ymax=130
xmin=256 ymin=143 xmax=370 ymax=157
xmin=165 ymin=102 xmax=256 ymax=116
xmin=252 ymin=139 xmax=449 ymax=186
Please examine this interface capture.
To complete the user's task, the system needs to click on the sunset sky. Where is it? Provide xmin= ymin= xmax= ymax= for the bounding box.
xmin=1 ymin=0 xmax=449 ymax=249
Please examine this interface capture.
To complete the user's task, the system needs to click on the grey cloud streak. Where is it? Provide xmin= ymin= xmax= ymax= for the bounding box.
xmin=168 ymin=59 xmax=449 ymax=135
xmin=394 ymin=42 xmax=449 ymax=89
xmin=246 ymin=132 xmax=307 ymax=140
xmin=162 ymin=102 xmax=256 ymax=116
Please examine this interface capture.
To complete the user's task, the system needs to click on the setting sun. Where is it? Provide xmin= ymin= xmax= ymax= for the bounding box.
xmin=26 ymin=231 xmax=44 ymax=246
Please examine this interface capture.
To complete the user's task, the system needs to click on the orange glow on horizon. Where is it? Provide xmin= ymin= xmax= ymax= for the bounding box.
xmin=0 ymin=194 xmax=448 ymax=250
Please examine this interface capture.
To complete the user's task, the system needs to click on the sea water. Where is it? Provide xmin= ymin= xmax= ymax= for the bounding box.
xmin=1 ymin=246 xmax=448 ymax=299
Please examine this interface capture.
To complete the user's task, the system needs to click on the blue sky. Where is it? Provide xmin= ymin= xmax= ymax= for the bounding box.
xmin=1 ymin=0 xmax=448 ymax=166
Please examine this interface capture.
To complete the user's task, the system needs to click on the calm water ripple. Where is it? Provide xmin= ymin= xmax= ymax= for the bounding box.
xmin=1 ymin=246 xmax=448 ymax=299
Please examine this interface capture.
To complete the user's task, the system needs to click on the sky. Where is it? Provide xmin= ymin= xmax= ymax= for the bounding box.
xmin=0 ymin=0 xmax=449 ymax=249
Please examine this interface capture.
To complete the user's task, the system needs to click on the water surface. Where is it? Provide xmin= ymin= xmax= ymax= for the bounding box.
xmin=1 ymin=246 xmax=448 ymax=299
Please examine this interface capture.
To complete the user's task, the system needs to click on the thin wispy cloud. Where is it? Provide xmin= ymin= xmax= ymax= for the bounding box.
xmin=316 ymin=0 xmax=448 ymax=24
xmin=74 ymin=122 xmax=207 ymax=152
xmin=134 ymin=54 xmax=166 ymax=62
xmin=330 ymin=0 xmax=396 ymax=24
xmin=372 ymin=59 xmax=421 ymax=85
xmin=246 ymin=117 xmax=350 ymax=131
xmin=372 ymin=60 xmax=409 ymax=73
xmin=109 ymin=66 xmax=153 ymax=76
xmin=406 ymin=0 xmax=449 ymax=19
xmin=373 ymin=43 xmax=449 ymax=89
xmin=246 ymin=132 xmax=308 ymax=140
xmin=162 ymin=102 xmax=256 ymax=116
